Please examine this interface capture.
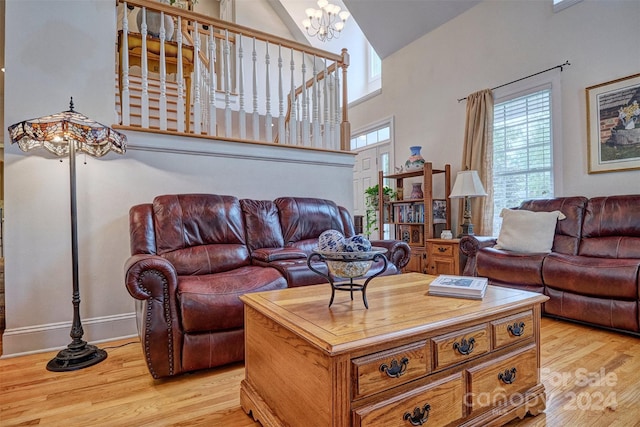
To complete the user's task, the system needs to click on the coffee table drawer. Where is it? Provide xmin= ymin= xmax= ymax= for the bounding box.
xmin=352 ymin=341 xmax=431 ymax=400
xmin=353 ymin=373 xmax=464 ymax=427
xmin=466 ymin=344 xmax=538 ymax=413
xmin=432 ymin=324 xmax=490 ymax=370
xmin=492 ymin=310 xmax=534 ymax=349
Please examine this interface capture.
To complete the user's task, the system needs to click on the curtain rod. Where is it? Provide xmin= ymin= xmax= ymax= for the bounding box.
xmin=457 ymin=60 xmax=571 ymax=102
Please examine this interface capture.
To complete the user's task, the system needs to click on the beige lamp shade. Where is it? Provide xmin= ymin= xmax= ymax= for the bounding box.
xmin=449 ymin=170 xmax=487 ymax=198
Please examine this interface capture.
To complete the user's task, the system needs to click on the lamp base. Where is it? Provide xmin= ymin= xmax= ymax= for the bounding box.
xmin=458 ymin=222 xmax=475 ymax=238
xmin=46 ymin=340 xmax=107 ymax=372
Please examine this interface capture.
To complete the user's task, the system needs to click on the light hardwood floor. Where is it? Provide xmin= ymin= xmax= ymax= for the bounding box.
xmin=1 ymin=317 xmax=639 ymax=427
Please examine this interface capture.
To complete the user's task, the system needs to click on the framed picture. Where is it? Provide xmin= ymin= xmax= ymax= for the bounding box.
xmin=432 ymin=200 xmax=447 ymax=224
xmin=586 ymin=73 xmax=640 ymax=173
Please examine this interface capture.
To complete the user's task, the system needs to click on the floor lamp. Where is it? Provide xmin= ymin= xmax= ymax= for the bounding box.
xmin=8 ymin=98 xmax=127 ymax=371
xmin=449 ymin=170 xmax=487 ymax=237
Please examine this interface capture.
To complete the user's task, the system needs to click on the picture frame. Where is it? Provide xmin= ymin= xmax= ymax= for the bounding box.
xmin=586 ymin=73 xmax=640 ymax=174
xmin=410 ymin=225 xmax=423 ymax=245
xmin=432 ymin=200 xmax=447 ymax=224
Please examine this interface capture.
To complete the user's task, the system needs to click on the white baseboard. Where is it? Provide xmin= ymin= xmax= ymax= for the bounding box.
xmin=1 ymin=312 xmax=138 ymax=358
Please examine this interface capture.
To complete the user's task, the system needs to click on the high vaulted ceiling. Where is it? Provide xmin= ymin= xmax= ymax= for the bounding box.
xmin=343 ymin=0 xmax=480 ymax=59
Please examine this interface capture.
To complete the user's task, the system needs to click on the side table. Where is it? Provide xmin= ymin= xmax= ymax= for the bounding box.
xmin=426 ymin=238 xmax=462 ymax=275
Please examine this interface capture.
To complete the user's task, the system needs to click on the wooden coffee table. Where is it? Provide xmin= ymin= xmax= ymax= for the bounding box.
xmin=240 ymin=273 xmax=549 ymax=427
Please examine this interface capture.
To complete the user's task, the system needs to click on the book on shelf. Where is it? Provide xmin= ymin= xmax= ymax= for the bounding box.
xmin=428 ymin=275 xmax=489 ymax=299
xmin=391 ymin=200 xmax=447 ymax=225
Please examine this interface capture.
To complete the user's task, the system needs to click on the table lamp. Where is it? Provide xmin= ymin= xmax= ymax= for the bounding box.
xmin=449 ymin=170 xmax=487 ymax=237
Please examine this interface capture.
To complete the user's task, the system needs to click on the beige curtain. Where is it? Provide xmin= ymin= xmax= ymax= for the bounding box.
xmin=460 ymin=89 xmax=494 ymax=236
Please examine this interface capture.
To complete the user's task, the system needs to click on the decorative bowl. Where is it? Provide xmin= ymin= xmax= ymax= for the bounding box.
xmin=312 ymin=247 xmax=388 ymax=278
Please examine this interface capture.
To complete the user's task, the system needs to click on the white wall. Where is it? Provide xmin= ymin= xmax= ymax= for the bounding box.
xmin=349 ymin=0 xmax=640 ymax=222
xmin=2 ymin=0 xmax=353 ymax=356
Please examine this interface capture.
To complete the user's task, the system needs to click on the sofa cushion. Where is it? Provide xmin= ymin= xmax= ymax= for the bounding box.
xmin=240 ymin=199 xmax=285 ymax=251
xmin=496 ymin=208 xmax=565 ymax=253
xmin=178 ymin=265 xmax=286 ymax=333
xmin=477 ymin=247 xmax=546 ymax=286
xmin=542 ymin=253 xmax=640 ymax=299
xmin=579 ymin=195 xmax=640 ymax=258
xmin=153 ymin=194 xmax=250 ymax=275
xmin=251 ymin=247 xmax=308 ymax=262
xmin=275 ymin=197 xmax=348 ymax=245
xmin=518 ymin=197 xmax=588 ymax=255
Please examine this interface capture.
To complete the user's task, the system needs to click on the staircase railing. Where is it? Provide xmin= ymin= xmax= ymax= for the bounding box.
xmin=116 ymin=0 xmax=350 ymax=151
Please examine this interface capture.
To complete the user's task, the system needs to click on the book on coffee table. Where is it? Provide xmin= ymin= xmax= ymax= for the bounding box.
xmin=428 ymin=275 xmax=489 ymax=299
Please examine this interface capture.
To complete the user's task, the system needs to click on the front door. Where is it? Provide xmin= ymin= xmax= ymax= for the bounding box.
xmin=353 ymin=144 xmax=391 ymax=240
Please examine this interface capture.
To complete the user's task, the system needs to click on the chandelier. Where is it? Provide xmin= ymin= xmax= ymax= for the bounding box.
xmin=302 ymin=0 xmax=350 ymax=42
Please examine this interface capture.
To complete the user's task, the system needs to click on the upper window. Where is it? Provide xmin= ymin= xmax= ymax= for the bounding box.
xmin=369 ymin=46 xmax=381 ymax=82
xmin=492 ymin=88 xmax=554 ymax=232
xmin=350 ymin=123 xmax=390 ymax=150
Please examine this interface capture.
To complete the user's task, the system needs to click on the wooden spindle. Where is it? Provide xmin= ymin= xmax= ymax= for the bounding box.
xmin=252 ymin=37 xmax=259 ymax=140
xmin=120 ymin=3 xmax=130 ymax=126
xmin=238 ymin=34 xmax=246 ymax=139
xmin=278 ymin=45 xmax=285 ymax=144
xmin=265 ymin=42 xmax=272 ymax=142
xmin=289 ymin=48 xmax=297 ymax=145
xmin=193 ymin=20 xmax=202 ymax=134
xmin=302 ymin=55 xmax=309 ymax=147
xmin=323 ymin=59 xmax=330 ymax=149
xmin=140 ymin=7 xmax=149 ymax=128
xmin=208 ymin=26 xmax=217 ymax=136
xmin=312 ymin=55 xmax=320 ymax=148
xmin=159 ymin=11 xmax=168 ymax=131
xmin=176 ymin=17 xmax=185 ymax=133
xmin=224 ymin=30 xmax=232 ymax=137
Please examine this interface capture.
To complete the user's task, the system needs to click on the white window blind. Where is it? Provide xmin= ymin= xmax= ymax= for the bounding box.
xmin=493 ymin=88 xmax=553 ymax=232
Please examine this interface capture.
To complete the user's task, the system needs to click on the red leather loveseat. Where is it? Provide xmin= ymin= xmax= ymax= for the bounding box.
xmin=460 ymin=195 xmax=640 ymax=336
xmin=125 ymin=194 xmax=410 ymax=378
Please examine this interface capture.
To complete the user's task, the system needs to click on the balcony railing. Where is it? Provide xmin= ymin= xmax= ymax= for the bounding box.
xmin=116 ymin=0 xmax=351 ymax=151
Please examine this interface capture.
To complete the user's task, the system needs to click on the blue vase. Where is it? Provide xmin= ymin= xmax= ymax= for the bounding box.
xmin=405 ymin=146 xmax=425 ymax=171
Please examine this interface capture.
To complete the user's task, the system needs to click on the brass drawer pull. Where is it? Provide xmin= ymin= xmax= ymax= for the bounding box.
xmin=379 ymin=357 xmax=409 ymax=378
xmin=498 ymin=367 xmax=517 ymax=384
xmin=507 ymin=321 xmax=525 ymax=336
xmin=453 ymin=337 xmax=475 ymax=355
xmin=403 ymin=403 xmax=431 ymax=425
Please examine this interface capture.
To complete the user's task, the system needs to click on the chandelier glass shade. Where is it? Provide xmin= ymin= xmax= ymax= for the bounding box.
xmin=302 ymin=0 xmax=350 ymax=42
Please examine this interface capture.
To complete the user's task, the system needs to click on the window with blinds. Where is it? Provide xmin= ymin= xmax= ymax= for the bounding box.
xmin=492 ymin=88 xmax=553 ymax=232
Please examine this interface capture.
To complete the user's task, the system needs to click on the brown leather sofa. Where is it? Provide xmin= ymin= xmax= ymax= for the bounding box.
xmin=460 ymin=195 xmax=640 ymax=336
xmin=124 ymin=194 xmax=410 ymax=378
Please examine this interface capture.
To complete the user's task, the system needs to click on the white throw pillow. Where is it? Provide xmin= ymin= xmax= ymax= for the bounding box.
xmin=495 ymin=208 xmax=566 ymax=253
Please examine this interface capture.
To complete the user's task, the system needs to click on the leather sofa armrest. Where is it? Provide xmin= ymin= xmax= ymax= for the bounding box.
xmin=459 ymin=236 xmax=497 ymax=276
xmin=252 ymin=247 xmax=308 ymax=263
xmin=369 ymin=239 xmax=411 ymax=270
xmin=124 ymin=254 xmax=182 ymax=378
